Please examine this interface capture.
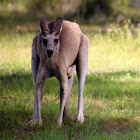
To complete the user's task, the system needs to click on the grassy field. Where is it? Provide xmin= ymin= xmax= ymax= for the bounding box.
xmin=1 ymin=13 xmax=140 ymax=139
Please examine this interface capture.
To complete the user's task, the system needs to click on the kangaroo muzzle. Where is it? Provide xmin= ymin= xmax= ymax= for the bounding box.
xmin=47 ymin=49 xmax=54 ymax=58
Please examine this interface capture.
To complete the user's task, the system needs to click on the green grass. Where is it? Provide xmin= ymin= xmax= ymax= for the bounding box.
xmin=1 ymin=13 xmax=140 ymax=139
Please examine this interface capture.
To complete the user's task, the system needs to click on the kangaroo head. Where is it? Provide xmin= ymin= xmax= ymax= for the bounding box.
xmin=40 ymin=17 xmax=63 ymax=58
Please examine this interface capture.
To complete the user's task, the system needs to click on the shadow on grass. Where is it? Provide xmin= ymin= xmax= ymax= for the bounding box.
xmin=1 ymin=70 xmax=140 ymax=98
xmin=85 ymin=70 xmax=140 ymax=99
xmin=0 ymin=108 xmax=139 ymax=139
xmin=62 ymin=116 xmax=140 ymax=138
xmin=0 ymin=72 xmax=33 ymax=96
xmin=0 ymin=70 xmax=140 ymax=139
xmin=0 ymin=72 xmax=60 ymax=97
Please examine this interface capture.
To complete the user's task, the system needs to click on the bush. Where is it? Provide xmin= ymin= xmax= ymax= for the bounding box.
xmin=79 ymin=0 xmax=113 ymax=19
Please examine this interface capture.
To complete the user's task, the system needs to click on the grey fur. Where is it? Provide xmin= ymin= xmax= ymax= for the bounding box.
xmin=29 ymin=17 xmax=89 ymax=126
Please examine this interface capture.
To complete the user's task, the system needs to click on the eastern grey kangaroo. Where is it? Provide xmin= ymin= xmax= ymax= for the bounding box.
xmin=29 ymin=17 xmax=89 ymax=127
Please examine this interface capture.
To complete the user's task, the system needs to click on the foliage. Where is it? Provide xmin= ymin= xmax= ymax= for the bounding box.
xmin=0 ymin=0 xmax=139 ymax=22
xmin=79 ymin=0 xmax=113 ymax=19
xmin=26 ymin=0 xmax=61 ymax=12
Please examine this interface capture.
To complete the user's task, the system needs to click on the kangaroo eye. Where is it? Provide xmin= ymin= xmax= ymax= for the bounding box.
xmin=54 ymin=39 xmax=59 ymax=43
xmin=43 ymin=39 xmax=48 ymax=46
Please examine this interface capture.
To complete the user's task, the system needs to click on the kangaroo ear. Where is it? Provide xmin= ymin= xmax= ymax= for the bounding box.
xmin=40 ymin=16 xmax=50 ymax=35
xmin=52 ymin=17 xmax=63 ymax=37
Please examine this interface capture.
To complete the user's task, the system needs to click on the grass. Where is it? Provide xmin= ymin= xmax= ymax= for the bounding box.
xmin=1 ymin=13 xmax=140 ymax=139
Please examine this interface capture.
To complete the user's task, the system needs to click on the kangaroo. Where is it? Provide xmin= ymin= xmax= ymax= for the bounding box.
xmin=28 ymin=17 xmax=89 ymax=127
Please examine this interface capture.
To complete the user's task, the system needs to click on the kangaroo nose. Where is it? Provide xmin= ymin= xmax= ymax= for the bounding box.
xmin=47 ymin=49 xmax=54 ymax=58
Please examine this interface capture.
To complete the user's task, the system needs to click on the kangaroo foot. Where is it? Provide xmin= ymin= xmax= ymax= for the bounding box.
xmin=76 ymin=114 xmax=85 ymax=124
xmin=26 ymin=118 xmax=42 ymax=126
xmin=57 ymin=118 xmax=62 ymax=128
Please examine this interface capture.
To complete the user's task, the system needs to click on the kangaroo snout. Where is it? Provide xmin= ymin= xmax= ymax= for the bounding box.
xmin=47 ymin=49 xmax=54 ymax=58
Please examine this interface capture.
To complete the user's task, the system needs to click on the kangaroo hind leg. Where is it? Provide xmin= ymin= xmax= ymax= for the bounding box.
xmin=76 ymin=34 xmax=89 ymax=123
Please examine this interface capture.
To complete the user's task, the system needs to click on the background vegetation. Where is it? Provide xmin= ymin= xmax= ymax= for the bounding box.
xmin=1 ymin=0 xmax=140 ymax=139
